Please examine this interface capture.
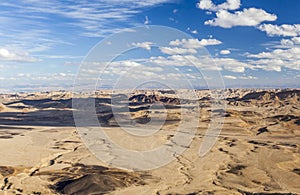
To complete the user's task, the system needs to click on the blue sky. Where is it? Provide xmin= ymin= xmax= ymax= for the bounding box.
xmin=0 ymin=0 xmax=299 ymax=92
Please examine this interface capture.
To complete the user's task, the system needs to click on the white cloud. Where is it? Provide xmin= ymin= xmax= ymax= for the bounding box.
xmin=170 ymin=38 xmax=222 ymax=49
xmin=149 ymin=54 xmax=249 ymax=73
xmin=187 ymin=27 xmax=198 ymax=34
xmin=220 ymin=50 xmax=231 ymax=55
xmin=132 ymin=42 xmax=153 ymax=50
xmin=116 ymin=61 xmax=141 ymax=68
xmin=8 ymin=72 xmax=75 ymax=81
xmin=0 ymin=16 xmax=74 ymax=57
xmin=191 ymin=30 xmax=198 ymax=34
xmin=258 ymin=24 xmax=300 ymax=37
xmin=79 ymin=60 xmax=159 ymax=78
xmin=224 ymin=75 xmax=257 ymax=80
xmin=197 ymin=0 xmax=241 ymax=11
xmin=248 ymin=47 xmax=300 ymax=71
xmin=292 ymin=37 xmax=300 ymax=44
xmin=292 ymin=37 xmax=300 ymax=45
xmin=109 ymin=0 xmax=171 ymax=7
xmin=0 ymin=48 xmax=38 ymax=62
xmin=144 ymin=16 xmax=150 ymax=25
xmin=268 ymin=37 xmax=300 ymax=49
xmin=224 ymin=75 xmax=237 ymax=80
xmin=35 ymin=54 xmax=83 ymax=59
xmin=213 ymin=58 xmax=248 ymax=72
xmin=248 ymin=47 xmax=300 ymax=60
xmin=59 ymin=73 xmax=67 ymax=77
xmin=160 ymin=47 xmax=197 ymax=55
xmin=205 ymin=8 xmax=277 ymax=28
xmin=239 ymin=76 xmax=257 ymax=80
xmin=251 ymin=60 xmax=282 ymax=72
xmin=0 ymin=0 xmax=173 ymax=42
xmin=280 ymin=39 xmax=295 ymax=47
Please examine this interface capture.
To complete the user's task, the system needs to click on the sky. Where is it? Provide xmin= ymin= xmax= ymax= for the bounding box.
xmin=0 ymin=0 xmax=300 ymax=92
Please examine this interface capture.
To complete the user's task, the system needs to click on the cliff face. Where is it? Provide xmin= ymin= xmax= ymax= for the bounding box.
xmin=240 ymin=90 xmax=300 ymax=101
xmin=129 ymin=94 xmax=180 ymax=104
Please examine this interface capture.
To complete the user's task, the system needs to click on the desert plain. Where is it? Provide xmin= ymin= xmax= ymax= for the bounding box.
xmin=0 ymin=88 xmax=299 ymax=195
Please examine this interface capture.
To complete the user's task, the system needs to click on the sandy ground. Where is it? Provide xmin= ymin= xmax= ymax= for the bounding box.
xmin=0 ymin=89 xmax=299 ymax=195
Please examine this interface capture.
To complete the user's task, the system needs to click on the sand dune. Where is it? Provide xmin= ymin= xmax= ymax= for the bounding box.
xmin=0 ymin=89 xmax=299 ymax=194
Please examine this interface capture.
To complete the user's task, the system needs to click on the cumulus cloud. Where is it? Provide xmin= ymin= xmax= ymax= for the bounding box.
xmin=292 ymin=37 xmax=300 ymax=44
xmin=220 ymin=50 xmax=231 ymax=55
xmin=160 ymin=47 xmax=197 ymax=55
xmin=250 ymin=60 xmax=283 ymax=72
xmin=258 ymin=24 xmax=300 ymax=37
xmin=131 ymin=42 xmax=153 ymax=50
xmin=169 ymin=38 xmax=222 ymax=48
xmin=248 ymin=47 xmax=300 ymax=60
xmin=270 ymin=37 xmax=300 ymax=48
xmin=0 ymin=48 xmax=38 ymax=62
xmin=205 ymin=8 xmax=277 ymax=28
xmin=248 ymin=47 xmax=300 ymax=71
xmin=197 ymin=0 xmax=241 ymax=11
xmin=280 ymin=39 xmax=295 ymax=47
xmin=213 ymin=58 xmax=248 ymax=72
